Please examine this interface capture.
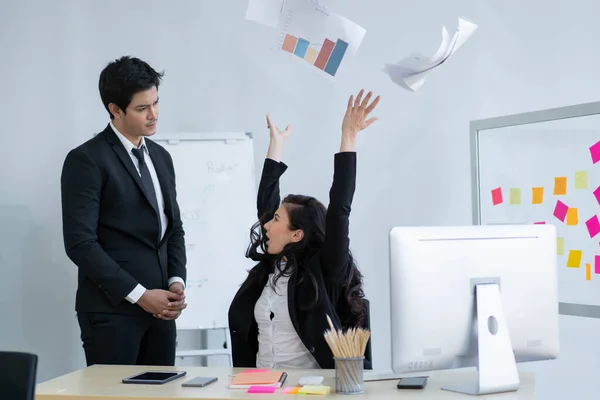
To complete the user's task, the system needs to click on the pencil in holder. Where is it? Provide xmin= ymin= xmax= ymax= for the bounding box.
xmin=334 ymin=356 xmax=365 ymax=394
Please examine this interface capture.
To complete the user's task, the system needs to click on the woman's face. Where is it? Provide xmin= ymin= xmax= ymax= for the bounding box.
xmin=263 ymin=204 xmax=304 ymax=254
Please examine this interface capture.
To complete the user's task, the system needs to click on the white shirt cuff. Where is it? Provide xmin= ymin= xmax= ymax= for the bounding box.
xmin=125 ymin=284 xmax=146 ymax=304
xmin=168 ymin=276 xmax=186 ymax=289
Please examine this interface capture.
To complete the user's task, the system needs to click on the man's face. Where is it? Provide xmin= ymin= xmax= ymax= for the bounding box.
xmin=112 ymin=86 xmax=159 ymax=139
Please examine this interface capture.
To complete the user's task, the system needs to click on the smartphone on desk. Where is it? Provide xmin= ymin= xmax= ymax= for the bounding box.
xmin=182 ymin=377 xmax=218 ymax=387
xmin=397 ymin=377 xmax=428 ymax=389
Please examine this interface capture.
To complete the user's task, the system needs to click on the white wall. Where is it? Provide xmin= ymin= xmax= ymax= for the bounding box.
xmin=1 ymin=0 xmax=599 ymax=398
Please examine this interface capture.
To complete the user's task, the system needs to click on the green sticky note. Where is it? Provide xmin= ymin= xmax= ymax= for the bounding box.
xmin=575 ymin=171 xmax=588 ymax=189
xmin=557 ymin=237 xmax=564 ymax=256
xmin=509 ymin=188 xmax=521 ymax=205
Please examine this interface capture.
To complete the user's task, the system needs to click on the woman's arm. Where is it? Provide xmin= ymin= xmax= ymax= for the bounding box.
xmin=256 ymin=115 xmax=291 ymax=219
xmin=321 ymin=90 xmax=380 ymax=284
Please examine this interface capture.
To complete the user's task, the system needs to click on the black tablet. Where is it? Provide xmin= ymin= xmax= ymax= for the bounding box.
xmin=122 ymin=370 xmax=187 ymax=385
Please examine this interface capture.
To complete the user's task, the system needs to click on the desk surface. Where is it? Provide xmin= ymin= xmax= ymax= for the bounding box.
xmin=35 ymin=365 xmax=535 ymax=400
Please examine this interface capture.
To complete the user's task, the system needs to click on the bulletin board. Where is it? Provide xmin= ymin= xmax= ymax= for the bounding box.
xmin=470 ymin=101 xmax=600 ymax=317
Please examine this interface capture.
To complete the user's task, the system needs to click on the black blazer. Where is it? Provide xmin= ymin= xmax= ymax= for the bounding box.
xmin=228 ymin=152 xmax=371 ymax=369
xmin=61 ymin=124 xmax=186 ymax=315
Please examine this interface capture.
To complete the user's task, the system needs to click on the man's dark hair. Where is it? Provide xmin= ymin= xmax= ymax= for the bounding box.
xmin=98 ymin=56 xmax=164 ymax=119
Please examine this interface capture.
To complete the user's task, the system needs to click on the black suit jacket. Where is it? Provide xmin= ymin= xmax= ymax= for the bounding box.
xmin=228 ymin=152 xmax=372 ymax=369
xmin=61 ymin=124 xmax=186 ymax=315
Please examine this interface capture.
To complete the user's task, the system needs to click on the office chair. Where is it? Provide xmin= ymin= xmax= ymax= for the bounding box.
xmin=0 ymin=351 xmax=38 ymax=400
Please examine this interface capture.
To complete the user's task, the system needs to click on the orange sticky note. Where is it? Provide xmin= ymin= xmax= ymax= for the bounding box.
xmin=532 ymin=187 xmax=544 ymax=204
xmin=567 ymin=250 xmax=582 ymax=268
xmin=586 ymin=263 xmax=591 ymax=281
xmin=566 ymin=208 xmax=578 ymax=226
xmin=554 ymin=177 xmax=567 ymax=195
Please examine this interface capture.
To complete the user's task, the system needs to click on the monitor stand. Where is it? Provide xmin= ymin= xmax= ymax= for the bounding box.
xmin=442 ymin=283 xmax=520 ymax=396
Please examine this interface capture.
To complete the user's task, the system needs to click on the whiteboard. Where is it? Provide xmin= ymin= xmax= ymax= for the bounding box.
xmin=471 ymin=102 xmax=600 ymax=315
xmin=151 ymin=132 xmax=257 ymax=329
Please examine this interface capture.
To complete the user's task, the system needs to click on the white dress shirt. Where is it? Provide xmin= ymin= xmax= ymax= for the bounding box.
xmin=254 ymin=263 xmax=320 ymax=369
xmin=110 ymin=122 xmax=185 ymax=303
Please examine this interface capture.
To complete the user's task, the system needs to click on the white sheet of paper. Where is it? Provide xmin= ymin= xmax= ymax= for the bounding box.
xmin=384 ymin=17 xmax=477 ymax=91
xmin=245 ymin=0 xmax=327 ymax=28
xmin=245 ymin=0 xmax=285 ymax=28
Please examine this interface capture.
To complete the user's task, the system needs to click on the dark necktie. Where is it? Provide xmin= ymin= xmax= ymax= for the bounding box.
xmin=131 ymin=147 xmax=162 ymax=235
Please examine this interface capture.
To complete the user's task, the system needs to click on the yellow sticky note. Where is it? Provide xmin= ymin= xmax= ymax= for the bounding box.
xmin=532 ymin=187 xmax=544 ymax=204
xmin=298 ymin=385 xmax=331 ymax=395
xmin=554 ymin=177 xmax=567 ymax=195
xmin=566 ymin=208 xmax=578 ymax=226
xmin=509 ymin=188 xmax=521 ymax=205
xmin=575 ymin=171 xmax=588 ymax=189
xmin=586 ymin=263 xmax=591 ymax=281
xmin=567 ymin=250 xmax=582 ymax=268
xmin=557 ymin=237 xmax=564 ymax=255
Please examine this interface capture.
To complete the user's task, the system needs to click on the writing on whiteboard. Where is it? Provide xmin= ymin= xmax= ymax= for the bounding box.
xmin=207 ymin=162 xmax=239 ymax=174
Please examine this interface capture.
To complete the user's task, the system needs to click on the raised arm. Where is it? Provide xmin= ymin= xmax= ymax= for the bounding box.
xmin=321 ymin=90 xmax=380 ymax=284
xmin=256 ymin=115 xmax=291 ymax=220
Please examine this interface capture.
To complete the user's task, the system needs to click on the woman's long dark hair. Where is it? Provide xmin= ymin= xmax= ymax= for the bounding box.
xmin=245 ymin=194 xmax=366 ymax=323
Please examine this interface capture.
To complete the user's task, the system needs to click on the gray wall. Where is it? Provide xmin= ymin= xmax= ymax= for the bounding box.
xmin=1 ymin=0 xmax=599 ymax=398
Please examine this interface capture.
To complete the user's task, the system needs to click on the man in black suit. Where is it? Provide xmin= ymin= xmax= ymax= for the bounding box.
xmin=61 ymin=56 xmax=187 ymax=366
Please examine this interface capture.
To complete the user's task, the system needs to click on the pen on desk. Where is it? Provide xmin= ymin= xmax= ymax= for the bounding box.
xmin=279 ymin=372 xmax=288 ymax=386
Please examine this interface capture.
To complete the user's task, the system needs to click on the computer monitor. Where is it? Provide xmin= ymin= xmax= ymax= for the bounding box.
xmin=389 ymin=224 xmax=559 ymax=395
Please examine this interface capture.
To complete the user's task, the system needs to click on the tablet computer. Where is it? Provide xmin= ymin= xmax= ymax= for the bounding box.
xmin=122 ymin=370 xmax=187 ymax=385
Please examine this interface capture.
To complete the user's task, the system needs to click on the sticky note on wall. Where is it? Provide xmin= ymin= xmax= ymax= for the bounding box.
xmin=567 ymin=250 xmax=582 ymax=268
xmin=509 ymin=188 xmax=521 ymax=205
xmin=532 ymin=187 xmax=544 ymax=204
xmin=575 ymin=171 xmax=588 ymax=189
xmin=596 ymin=255 xmax=600 ymax=275
xmin=566 ymin=208 xmax=579 ymax=226
xmin=553 ymin=200 xmax=569 ymax=222
xmin=586 ymin=263 xmax=591 ymax=280
xmin=594 ymin=186 xmax=600 ymax=206
xmin=557 ymin=237 xmax=564 ymax=255
xmin=491 ymin=187 xmax=503 ymax=206
xmin=586 ymin=215 xmax=600 ymax=238
xmin=553 ymin=177 xmax=567 ymax=195
xmin=589 ymin=140 xmax=600 ymax=164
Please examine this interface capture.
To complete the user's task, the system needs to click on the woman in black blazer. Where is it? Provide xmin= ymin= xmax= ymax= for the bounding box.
xmin=228 ymin=90 xmax=380 ymax=370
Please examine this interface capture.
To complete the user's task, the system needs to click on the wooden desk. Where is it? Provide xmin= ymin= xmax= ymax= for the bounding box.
xmin=35 ymin=365 xmax=535 ymax=399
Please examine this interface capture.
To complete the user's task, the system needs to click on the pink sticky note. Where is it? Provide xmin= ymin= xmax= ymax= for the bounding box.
xmin=248 ymin=386 xmax=277 ymax=394
xmin=553 ymin=200 xmax=569 ymax=222
xmin=590 ymin=140 xmax=600 ymax=164
xmin=534 ymin=221 xmax=546 ymax=224
xmin=594 ymin=186 xmax=600 ymax=206
xmin=491 ymin=187 xmax=503 ymax=206
xmin=280 ymin=387 xmax=294 ymax=394
xmin=586 ymin=215 xmax=600 ymax=238
xmin=596 ymin=255 xmax=600 ymax=274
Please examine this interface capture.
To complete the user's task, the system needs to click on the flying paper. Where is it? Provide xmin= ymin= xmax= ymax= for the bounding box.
xmin=384 ymin=17 xmax=477 ymax=91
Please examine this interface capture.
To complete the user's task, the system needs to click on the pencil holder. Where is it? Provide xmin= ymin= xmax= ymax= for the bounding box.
xmin=334 ymin=356 xmax=365 ymax=394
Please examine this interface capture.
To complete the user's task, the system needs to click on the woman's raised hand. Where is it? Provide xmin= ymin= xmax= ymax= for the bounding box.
xmin=267 ymin=114 xmax=291 ymax=142
xmin=340 ymin=89 xmax=380 ymax=152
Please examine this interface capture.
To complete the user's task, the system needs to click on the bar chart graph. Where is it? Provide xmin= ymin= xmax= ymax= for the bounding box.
xmin=275 ymin=0 xmax=365 ymax=78
xmin=281 ymin=33 xmax=349 ymax=77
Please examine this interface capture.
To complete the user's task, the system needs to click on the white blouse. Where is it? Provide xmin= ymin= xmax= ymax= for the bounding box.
xmin=254 ymin=264 xmax=320 ymax=369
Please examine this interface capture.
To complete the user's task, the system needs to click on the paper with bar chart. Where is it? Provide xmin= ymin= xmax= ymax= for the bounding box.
xmin=276 ymin=0 xmax=366 ymax=77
